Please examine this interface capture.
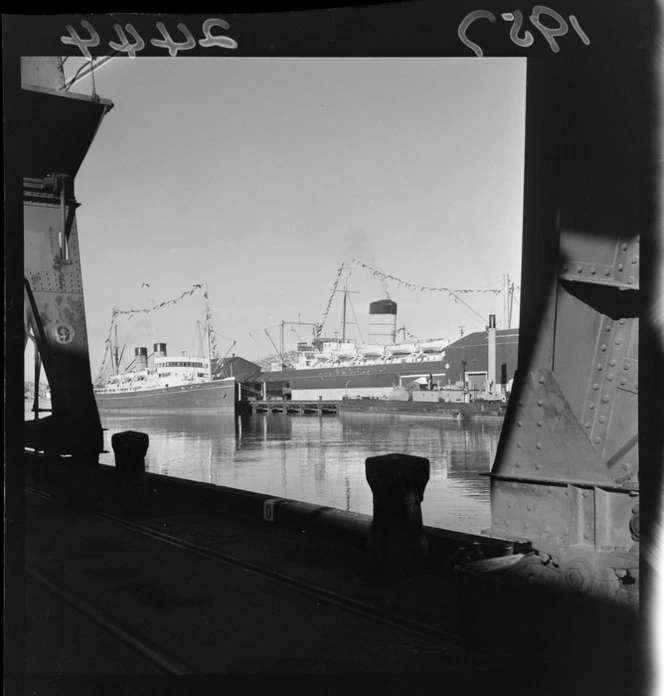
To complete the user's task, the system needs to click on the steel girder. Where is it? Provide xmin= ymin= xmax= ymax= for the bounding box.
xmin=487 ymin=47 xmax=651 ymax=603
xmin=22 ymin=58 xmax=113 ymax=459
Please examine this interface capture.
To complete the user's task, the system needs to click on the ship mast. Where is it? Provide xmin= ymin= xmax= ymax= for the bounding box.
xmin=204 ymin=282 xmax=213 ymax=381
xmin=336 ymin=267 xmax=359 ymax=343
xmin=113 ymin=313 xmax=120 ymax=374
xmin=341 ymin=286 xmax=348 ymax=342
xmin=503 ymin=274 xmax=510 ymax=329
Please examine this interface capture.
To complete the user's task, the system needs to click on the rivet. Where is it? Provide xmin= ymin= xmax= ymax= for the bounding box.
xmin=544 ymin=526 xmax=550 ymax=533
xmin=519 ymin=400 xmax=523 ymax=406
xmin=562 ymin=264 xmax=569 ymax=272
xmin=584 ymin=532 xmax=590 ymax=540
xmin=605 ymin=269 xmax=611 ymax=276
xmin=621 ymin=243 xmax=628 ymax=251
xmin=620 ymin=378 xmax=627 ymax=386
xmin=628 ymin=276 xmax=635 ymax=285
xmin=607 ymin=374 xmax=614 ymax=381
xmin=589 ymin=402 xmax=595 ymax=409
xmin=515 ymin=461 xmax=521 ymax=468
xmin=600 ymin=344 xmax=607 ymax=351
xmin=623 ymin=462 xmax=631 ymax=471
xmin=538 ymin=376 xmax=545 ymax=384
xmin=619 ymin=319 xmax=625 ymax=325
xmin=535 ymin=463 xmax=541 ymax=470
xmin=593 ymin=383 xmax=599 ymax=390
xmin=537 ymin=399 xmax=544 ymax=406
xmin=599 ymin=416 xmax=606 ymax=424
xmin=590 ymin=267 xmax=597 ymax=274
xmin=597 ymin=364 xmax=603 ymax=371
xmin=576 ymin=265 xmax=583 ymax=273
xmin=584 ymin=422 xmax=591 ymax=429
xmin=605 ymin=326 xmax=612 ymax=332
xmin=623 ymin=363 xmax=630 ymax=371
xmin=615 ymin=337 xmax=622 ymax=345
xmin=537 ymin=421 xmax=542 ymax=427
xmin=610 ymin=359 xmax=617 ymax=366
xmin=602 ymin=395 xmax=610 ymax=403
xmin=517 ymin=441 xmax=522 ymax=448
xmin=536 ymin=443 xmax=542 ymax=449
xmin=582 ymin=491 xmax=588 ymax=498
xmin=617 ymin=264 xmax=624 ymax=272
xmin=524 ymin=522 xmax=530 ymax=528
xmin=594 ymin=436 xmax=602 ymax=444
xmin=493 ymin=518 xmax=500 ymax=525
xmin=631 ymin=257 xmax=638 ymax=264
xmin=517 ymin=420 xmax=523 ymax=426
xmin=505 ymin=520 xmax=511 ymax=526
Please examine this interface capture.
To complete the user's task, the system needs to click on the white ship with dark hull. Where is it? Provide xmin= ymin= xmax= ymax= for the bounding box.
xmin=257 ymin=300 xmax=519 ymax=401
xmin=94 ymin=345 xmax=240 ymax=413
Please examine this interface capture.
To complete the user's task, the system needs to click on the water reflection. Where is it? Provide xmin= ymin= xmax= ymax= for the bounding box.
xmin=91 ymin=410 xmax=500 ymax=534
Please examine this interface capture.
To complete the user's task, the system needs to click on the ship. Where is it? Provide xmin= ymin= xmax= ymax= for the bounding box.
xmin=94 ymin=342 xmax=241 ymax=412
xmin=93 ymin=286 xmax=256 ymax=414
xmin=254 ymin=299 xmax=519 ymax=402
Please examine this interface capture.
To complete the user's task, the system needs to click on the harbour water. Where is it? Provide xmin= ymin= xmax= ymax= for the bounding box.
xmin=89 ymin=409 xmax=501 ymax=535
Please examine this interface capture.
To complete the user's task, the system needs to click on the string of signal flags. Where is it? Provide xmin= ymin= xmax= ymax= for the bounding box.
xmin=314 ymin=259 xmax=518 ymax=327
xmin=350 ymin=259 xmax=514 ymax=295
xmin=96 ymin=282 xmax=220 ymax=382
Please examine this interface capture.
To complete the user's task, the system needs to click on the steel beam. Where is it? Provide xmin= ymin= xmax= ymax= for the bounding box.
xmin=22 ymin=58 xmax=113 ymax=458
xmin=488 ymin=33 xmax=655 ymax=602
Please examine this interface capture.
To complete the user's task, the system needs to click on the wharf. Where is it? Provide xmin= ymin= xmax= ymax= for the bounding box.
xmin=22 ymin=455 xmax=502 ymax=681
xmin=250 ymin=399 xmax=339 ymax=415
xmin=20 ymin=453 xmax=643 ymax=691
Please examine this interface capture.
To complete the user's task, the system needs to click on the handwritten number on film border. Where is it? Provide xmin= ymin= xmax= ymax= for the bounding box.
xmin=61 ymin=18 xmax=238 ymax=58
xmin=459 ymin=6 xmax=590 ymax=57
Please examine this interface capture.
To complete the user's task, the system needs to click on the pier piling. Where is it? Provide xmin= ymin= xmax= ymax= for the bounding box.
xmin=365 ymin=453 xmax=430 ymax=581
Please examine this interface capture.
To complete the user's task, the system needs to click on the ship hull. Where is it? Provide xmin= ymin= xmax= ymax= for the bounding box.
xmin=261 ymin=360 xmax=450 ymax=400
xmin=95 ymin=379 xmax=240 ymax=413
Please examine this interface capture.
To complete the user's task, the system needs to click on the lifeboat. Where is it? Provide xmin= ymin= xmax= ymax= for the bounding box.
xmin=415 ymin=339 xmax=448 ymax=353
xmin=357 ymin=344 xmax=385 ymax=357
xmin=332 ymin=344 xmax=357 ymax=359
xmin=386 ymin=343 xmax=416 ymax=356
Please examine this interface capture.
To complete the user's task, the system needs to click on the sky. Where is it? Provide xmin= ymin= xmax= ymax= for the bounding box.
xmin=26 ymin=56 xmax=526 ymax=380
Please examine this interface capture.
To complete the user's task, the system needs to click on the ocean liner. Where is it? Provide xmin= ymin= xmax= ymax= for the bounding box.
xmin=256 ymin=300 xmax=519 ymax=402
xmin=93 ymin=285 xmax=246 ymax=413
xmin=94 ymin=342 xmax=240 ymax=412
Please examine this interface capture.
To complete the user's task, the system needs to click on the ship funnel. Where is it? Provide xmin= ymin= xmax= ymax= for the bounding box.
xmin=134 ymin=347 xmax=148 ymax=371
xmin=368 ymin=300 xmax=397 ymax=345
xmin=153 ymin=342 xmax=167 ymax=358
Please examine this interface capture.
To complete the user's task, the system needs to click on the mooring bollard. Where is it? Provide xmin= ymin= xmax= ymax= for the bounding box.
xmin=365 ymin=452 xmax=430 ymax=580
xmin=111 ymin=430 xmax=149 ymax=505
